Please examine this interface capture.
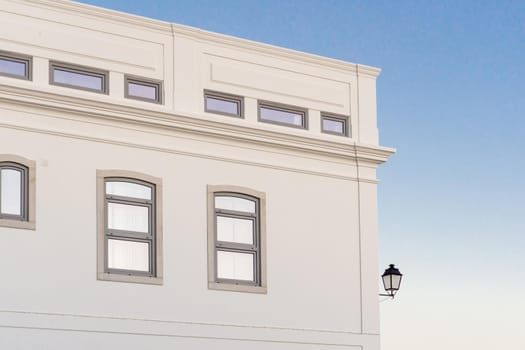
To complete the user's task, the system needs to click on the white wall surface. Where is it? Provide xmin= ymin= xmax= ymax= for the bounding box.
xmin=0 ymin=106 xmax=381 ymax=349
xmin=0 ymin=1 xmax=393 ymax=348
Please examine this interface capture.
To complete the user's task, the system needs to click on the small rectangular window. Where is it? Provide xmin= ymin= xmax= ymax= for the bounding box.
xmin=258 ymin=102 xmax=307 ymax=129
xmin=321 ymin=114 xmax=349 ymax=136
xmin=204 ymin=91 xmax=243 ymax=117
xmin=125 ymin=76 xmax=163 ymax=104
xmin=50 ymin=62 xmax=108 ymax=94
xmin=0 ymin=51 xmax=32 ymax=80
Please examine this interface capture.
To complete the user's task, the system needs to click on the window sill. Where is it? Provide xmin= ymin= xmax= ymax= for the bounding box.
xmin=98 ymin=272 xmax=163 ymax=285
xmin=0 ymin=219 xmax=35 ymax=230
xmin=208 ymin=281 xmax=267 ymax=294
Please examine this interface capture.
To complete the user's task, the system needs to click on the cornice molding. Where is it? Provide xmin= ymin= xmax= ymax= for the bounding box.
xmin=19 ymin=0 xmax=381 ymax=76
xmin=171 ymin=24 xmax=379 ymax=76
xmin=22 ymin=0 xmax=173 ymax=33
xmin=357 ymin=65 xmax=382 ymax=79
xmin=0 ymin=84 xmax=395 ymax=165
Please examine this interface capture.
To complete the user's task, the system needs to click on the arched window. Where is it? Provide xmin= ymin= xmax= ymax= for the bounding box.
xmin=97 ymin=171 xmax=163 ymax=285
xmin=0 ymin=162 xmax=28 ymax=220
xmin=0 ymin=155 xmax=36 ymax=230
xmin=208 ymin=185 xmax=267 ymax=294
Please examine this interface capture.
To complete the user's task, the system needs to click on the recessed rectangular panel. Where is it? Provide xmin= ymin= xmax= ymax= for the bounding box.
xmin=3 ymin=15 xmax=164 ymax=73
xmin=128 ymin=81 xmax=158 ymax=101
xmin=322 ymin=117 xmax=346 ymax=135
xmin=107 ymin=202 xmax=149 ymax=233
xmin=215 ymin=196 xmax=255 ymax=213
xmin=209 ymin=60 xmax=350 ymax=108
xmin=0 ymin=169 xmax=22 ymax=216
xmin=107 ymin=239 xmax=149 ymax=272
xmin=205 ymin=95 xmax=240 ymax=116
xmin=260 ymin=105 xmax=305 ymax=127
xmin=0 ymin=58 xmax=27 ymax=78
xmin=217 ymin=216 xmax=254 ymax=245
xmin=52 ymin=67 xmax=104 ymax=91
xmin=106 ymin=181 xmax=152 ymax=200
xmin=217 ymin=250 xmax=254 ymax=281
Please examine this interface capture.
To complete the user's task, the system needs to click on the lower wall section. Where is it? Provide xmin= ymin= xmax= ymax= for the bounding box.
xmin=0 ymin=310 xmax=379 ymax=350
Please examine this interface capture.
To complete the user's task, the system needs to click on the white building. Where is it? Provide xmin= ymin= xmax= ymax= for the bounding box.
xmin=0 ymin=1 xmax=394 ymax=349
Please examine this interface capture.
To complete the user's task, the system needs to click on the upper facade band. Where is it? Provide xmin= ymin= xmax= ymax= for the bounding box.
xmin=0 ymin=0 xmax=394 ymax=165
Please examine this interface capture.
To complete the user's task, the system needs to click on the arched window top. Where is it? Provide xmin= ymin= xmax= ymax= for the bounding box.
xmin=214 ymin=192 xmax=257 ymax=214
xmin=105 ymin=177 xmax=153 ymax=201
xmin=0 ymin=161 xmax=28 ymax=170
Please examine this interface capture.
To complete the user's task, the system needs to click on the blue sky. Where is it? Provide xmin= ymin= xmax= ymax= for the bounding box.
xmin=77 ymin=1 xmax=525 ymax=348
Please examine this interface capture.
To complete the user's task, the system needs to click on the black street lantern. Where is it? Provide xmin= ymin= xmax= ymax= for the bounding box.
xmin=380 ymin=264 xmax=403 ymax=298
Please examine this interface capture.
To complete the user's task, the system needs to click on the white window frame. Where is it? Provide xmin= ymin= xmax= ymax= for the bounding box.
xmin=0 ymin=155 xmax=36 ymax=230
xmin=97 ymin=170 xmax=163 ymax=285
xmin=207 ymin=185 xmax=267 ymax=294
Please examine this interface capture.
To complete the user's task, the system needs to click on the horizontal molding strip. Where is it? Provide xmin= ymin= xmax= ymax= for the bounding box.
xmin=0 ymin=120 xmax=375 ymax=183
xmin=0 ymin=84 xmax=395 ymax=168
xmin=0 ymin=309 xmax=378 ymax=347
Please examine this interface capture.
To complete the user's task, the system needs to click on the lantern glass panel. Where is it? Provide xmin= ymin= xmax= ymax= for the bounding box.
xmin=391 ymin=274 xmax=402 ymax=290
xmin=382 ymin=274 xmax=392 ymax=290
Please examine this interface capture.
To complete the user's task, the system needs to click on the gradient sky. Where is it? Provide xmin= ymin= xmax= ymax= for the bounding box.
xmin=76 ymin=1 xmax=525 ymax=349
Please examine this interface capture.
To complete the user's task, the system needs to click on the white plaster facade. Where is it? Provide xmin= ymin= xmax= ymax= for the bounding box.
xmin=0 ymin=1 xmax=394 ymax=349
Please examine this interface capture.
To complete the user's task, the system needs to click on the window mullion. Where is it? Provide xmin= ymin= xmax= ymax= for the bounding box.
xmin=215 ymin=208 xmax=256 ymax=217
xmin=106 ymin=195 xmax=152 ymax=205
xmin=106 ymin=229 xmax=150 ymax=240
xmin=216 ymin=241 xmax=257 ymax=252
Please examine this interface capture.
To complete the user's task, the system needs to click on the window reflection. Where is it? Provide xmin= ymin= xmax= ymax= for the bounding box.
xmin=0 ymin=58 xmax=27 ymax=77
xmin=128 ymin=81 xmax=157 ymax=100
xmin=53 ymin=69 xmax=103 ymax=91
xmin=259 ymin=105 xmax=305 ymax=127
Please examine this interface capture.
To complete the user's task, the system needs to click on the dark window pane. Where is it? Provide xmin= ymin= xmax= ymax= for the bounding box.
xmin=260 ymin=106 xmax=304 ymax=127
xmin=53 ymin=68 xmax=103 ymax=91
xmin=128 ymin=81 xmax=158 ymax=100
xmin=0 ymin=58 xmax=26 ymax=77
xmin=206 ymin=96 xmax=240 ymax=115
xmin=322 ymin=118 xmax=345 ymax=134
